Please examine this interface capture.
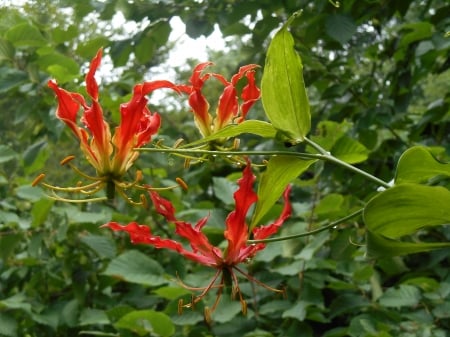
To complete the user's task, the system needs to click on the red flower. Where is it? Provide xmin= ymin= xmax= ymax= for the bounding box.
xmin=103 ymin=161 xmax=291 ymax=314
xmin=179 ymin=62 xmax=260 ymax=137
xmin=41 ymin=49 xmax=180 ymax=203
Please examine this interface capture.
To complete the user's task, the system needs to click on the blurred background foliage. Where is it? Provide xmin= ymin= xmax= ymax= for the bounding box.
xmin=0 ymin=0 xmax=449 ymax=336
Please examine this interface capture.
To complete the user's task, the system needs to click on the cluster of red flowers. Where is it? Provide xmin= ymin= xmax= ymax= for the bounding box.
xmin=37 ymin=49 xmax=291 ymax=318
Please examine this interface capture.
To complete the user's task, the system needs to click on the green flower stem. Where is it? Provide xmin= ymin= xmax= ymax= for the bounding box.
xmin=248 ymin=208 xmax=363 ymax=244
xmin=303 ymin=137 xmax=391 ymax=189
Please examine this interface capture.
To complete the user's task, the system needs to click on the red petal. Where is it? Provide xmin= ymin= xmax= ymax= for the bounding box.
xmin=149 ymin=190 xmax=177 ymax=222
xmin=79 ymin=50 xmax=112 ymax=170
xmin=215 ymin=85 xmax=238 ymax=130
xmin=224 ymin=162 xmax=257 ymax=263
xmin=252 ymin=185 xmax=292 ymax=240
xmin=48 ymin=80 xmax=83 ymax=136
xmin=85 ymin=49 xmax=102 ymax=100
xmin=103 ymin=221 xmax=219 ymax=267
xmin=240 ymin=70 xmax=261 ymax=120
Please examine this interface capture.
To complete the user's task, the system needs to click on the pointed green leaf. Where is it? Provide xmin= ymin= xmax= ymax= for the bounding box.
xmin=325 ymin=14 xmax=357 ymax=45
xmin=364 ymin=184 xmax=450 ymax=238
xmin=114 ymin=310 xmax=174 ymax=337
xmin=395 ymin=146 xmax=450 ymax=184
xmin=331 ymin=136 xmax=369 ymax=164
xmin=251 ymin=155 xmax=316 ymax=229
xmin=80 ymin=234 xmax=117 ymax=259
xmin=366 ymin=231 xmax=450 ymax=258
xmin=261 ymin=11 xmax=310 ymax=144
xmin=103 ymin=250 xmax=167 ymax=286
xmin=182 ymin=120 xmax=277 ymax=147
xmin=378 ymin=284 xmax=421 ymax=307
xmin=5 ymin=22 xmax=47 ymax=47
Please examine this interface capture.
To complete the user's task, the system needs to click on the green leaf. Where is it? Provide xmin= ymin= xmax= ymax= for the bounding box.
xmin=183 ymin=120 xmax=277 ymax=147
xmin=78 ymin=308 xmax=110 ymax=326
xmin=31 ymin=198 xmax=54 ymax=227
xmin=325 ymin=14 xmax=357 ymax=45
xmin=331 ymin=136 xmax=369 ymax=164
xmin=0 ymin=145 xmax=18 ymax=163
xmin=395 ymin=146 xmax=450 ymax=184
xmin=212 ymin=176 xmax=236 ymax=205
xmin=364 ymin=184 xmax=450 ymax=238
xmin=261 ymin=11 xmax=311 ymax=144
xmin=114 ymin=310 xmax=175 ymax=337
xmin=366 ymin=230 xmax=450 ymax=258
xmin=251 ymin=155 xmax=316 ymax=229
xmin=5 ymin=22 xmax=47 ymax=47
xmin=103 ymin=250 xmax=167 ymax=286
xmin=76 ymin=37 xmax=109 ymax=59
xmin=152 ymin=286 xmax=191 ymax=300
xmin=35 ymin=51 xmax=80 ymax=83
xmin=399 ymin=22 xmax=434 ymax=48
xmin=79 ymin=234 xmax=117 ymax=259
xmin=0 ymin=38 xmax=15 ymax=61
xmin=0 ymin=312 xmax=17 ymax=337
xmin=0 ymin=68 xmax=28 ymax=93
xmin=378 ymin=284 xmax=421 ymax=307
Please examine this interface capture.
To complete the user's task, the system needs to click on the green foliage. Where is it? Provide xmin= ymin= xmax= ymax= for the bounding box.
xmin=0 ymin=1 xmax=449 ymax=337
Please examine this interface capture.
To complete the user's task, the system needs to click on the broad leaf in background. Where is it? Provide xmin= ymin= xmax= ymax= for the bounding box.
xmin=250 ymin=155 xmax=316 ymax=229
xmin=261 ymin=11 xmax=311 ymax=144
xmin=366 ymin=231 xmax=450 ymax=258
xmin=364 ymin=184 xmax=450 ymax=238
xmin=364 ymin=184 xmax=450 ymax=256
xmin=395 ymin=146 xmax=450 ymax=184
xmin=331 ymin=136 xmax=369 ymax=164
xmin=114 ymin=310 xmax=175 ymax=337
xmin=103 ymin=250 xmax=167 ymax=286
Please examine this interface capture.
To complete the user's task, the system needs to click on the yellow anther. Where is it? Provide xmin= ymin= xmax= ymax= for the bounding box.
xmin=60 ymin=155 xmax=76 ymax=166
xmin=140 ymin=194 xmax=148 ymax=209
xmin=176 ymin=177 xmax=188 ymax=191
xmin=31 ymin=173 xmax=46 ymax=187
xmin=204 ymin=307 xmax=212 ymax=325
xmin=135 ymin=170 xmax=143 ymax=182
xmin=232 ymin=138 xmax=240 ymax=150
xmin=177 ymin=299 xmax=184 ymax=315
xmin=241 ymin=299 xmax=247 ymax=316
xmin=173 ymin=138 xmax=185 ymax=148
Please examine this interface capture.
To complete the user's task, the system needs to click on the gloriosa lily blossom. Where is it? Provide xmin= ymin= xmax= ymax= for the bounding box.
xmin=34 ymin=49 xmax=181 ymax=204
xmin=178 ymin=62 xmax=261 ymax=139
xmin=103 ymin=161 xmax=291 ymax=318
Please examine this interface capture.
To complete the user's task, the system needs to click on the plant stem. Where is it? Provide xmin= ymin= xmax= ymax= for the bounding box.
xmin=248 ymin=208 xmax=363 ymax=244
xmin=139 ymin=143 xmax=391 ymax=189
xmin=303 ymin=137 xmax=391 ymax=189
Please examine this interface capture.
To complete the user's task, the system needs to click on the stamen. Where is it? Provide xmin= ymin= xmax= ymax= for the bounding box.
xmin=233 ymin=265 xmax=285 ymax=294
xmin=60 ymin=155 xmax=76 ymax=165
xmin=46 ymin=191 xmax=108 ymax=203
xmin=140 ymin=194 xmax=148 ymax=208
xmin=135 ymin=170 xmax=143 ymax=182
xmin=176 ymin=177 xmax=188 ymax=191
xmin=173 ymin=138 xmax=185 ymax=148
xmin=40 ymin=180 xmax=103 ymax=192
xmin=184 ymin=158 xmax=191 ymax=169
xmin=204 ymin=307 xmax=212 ymax=325
xmin=177 ymin=299 xmax=184 ymax=315
xmin=232 ymin=138 xmax=240 ymax=150
xmin=241 ymin=299 xmax=248 ymax=316
xmin=32 ymin=173 xmax=46 ymax=187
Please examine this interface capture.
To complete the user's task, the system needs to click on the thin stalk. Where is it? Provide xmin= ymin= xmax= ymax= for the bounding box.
xmin=303 ymin=137 xmax=391 ymax=189
xmin=248 ymin=208 xmax=363 ymax=244
xmin=139 ymin=145 xmax=391 ymax=189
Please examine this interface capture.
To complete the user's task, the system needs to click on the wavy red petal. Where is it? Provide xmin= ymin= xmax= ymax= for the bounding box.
xmin=224 ymin=162 xmax=257 ymax=263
